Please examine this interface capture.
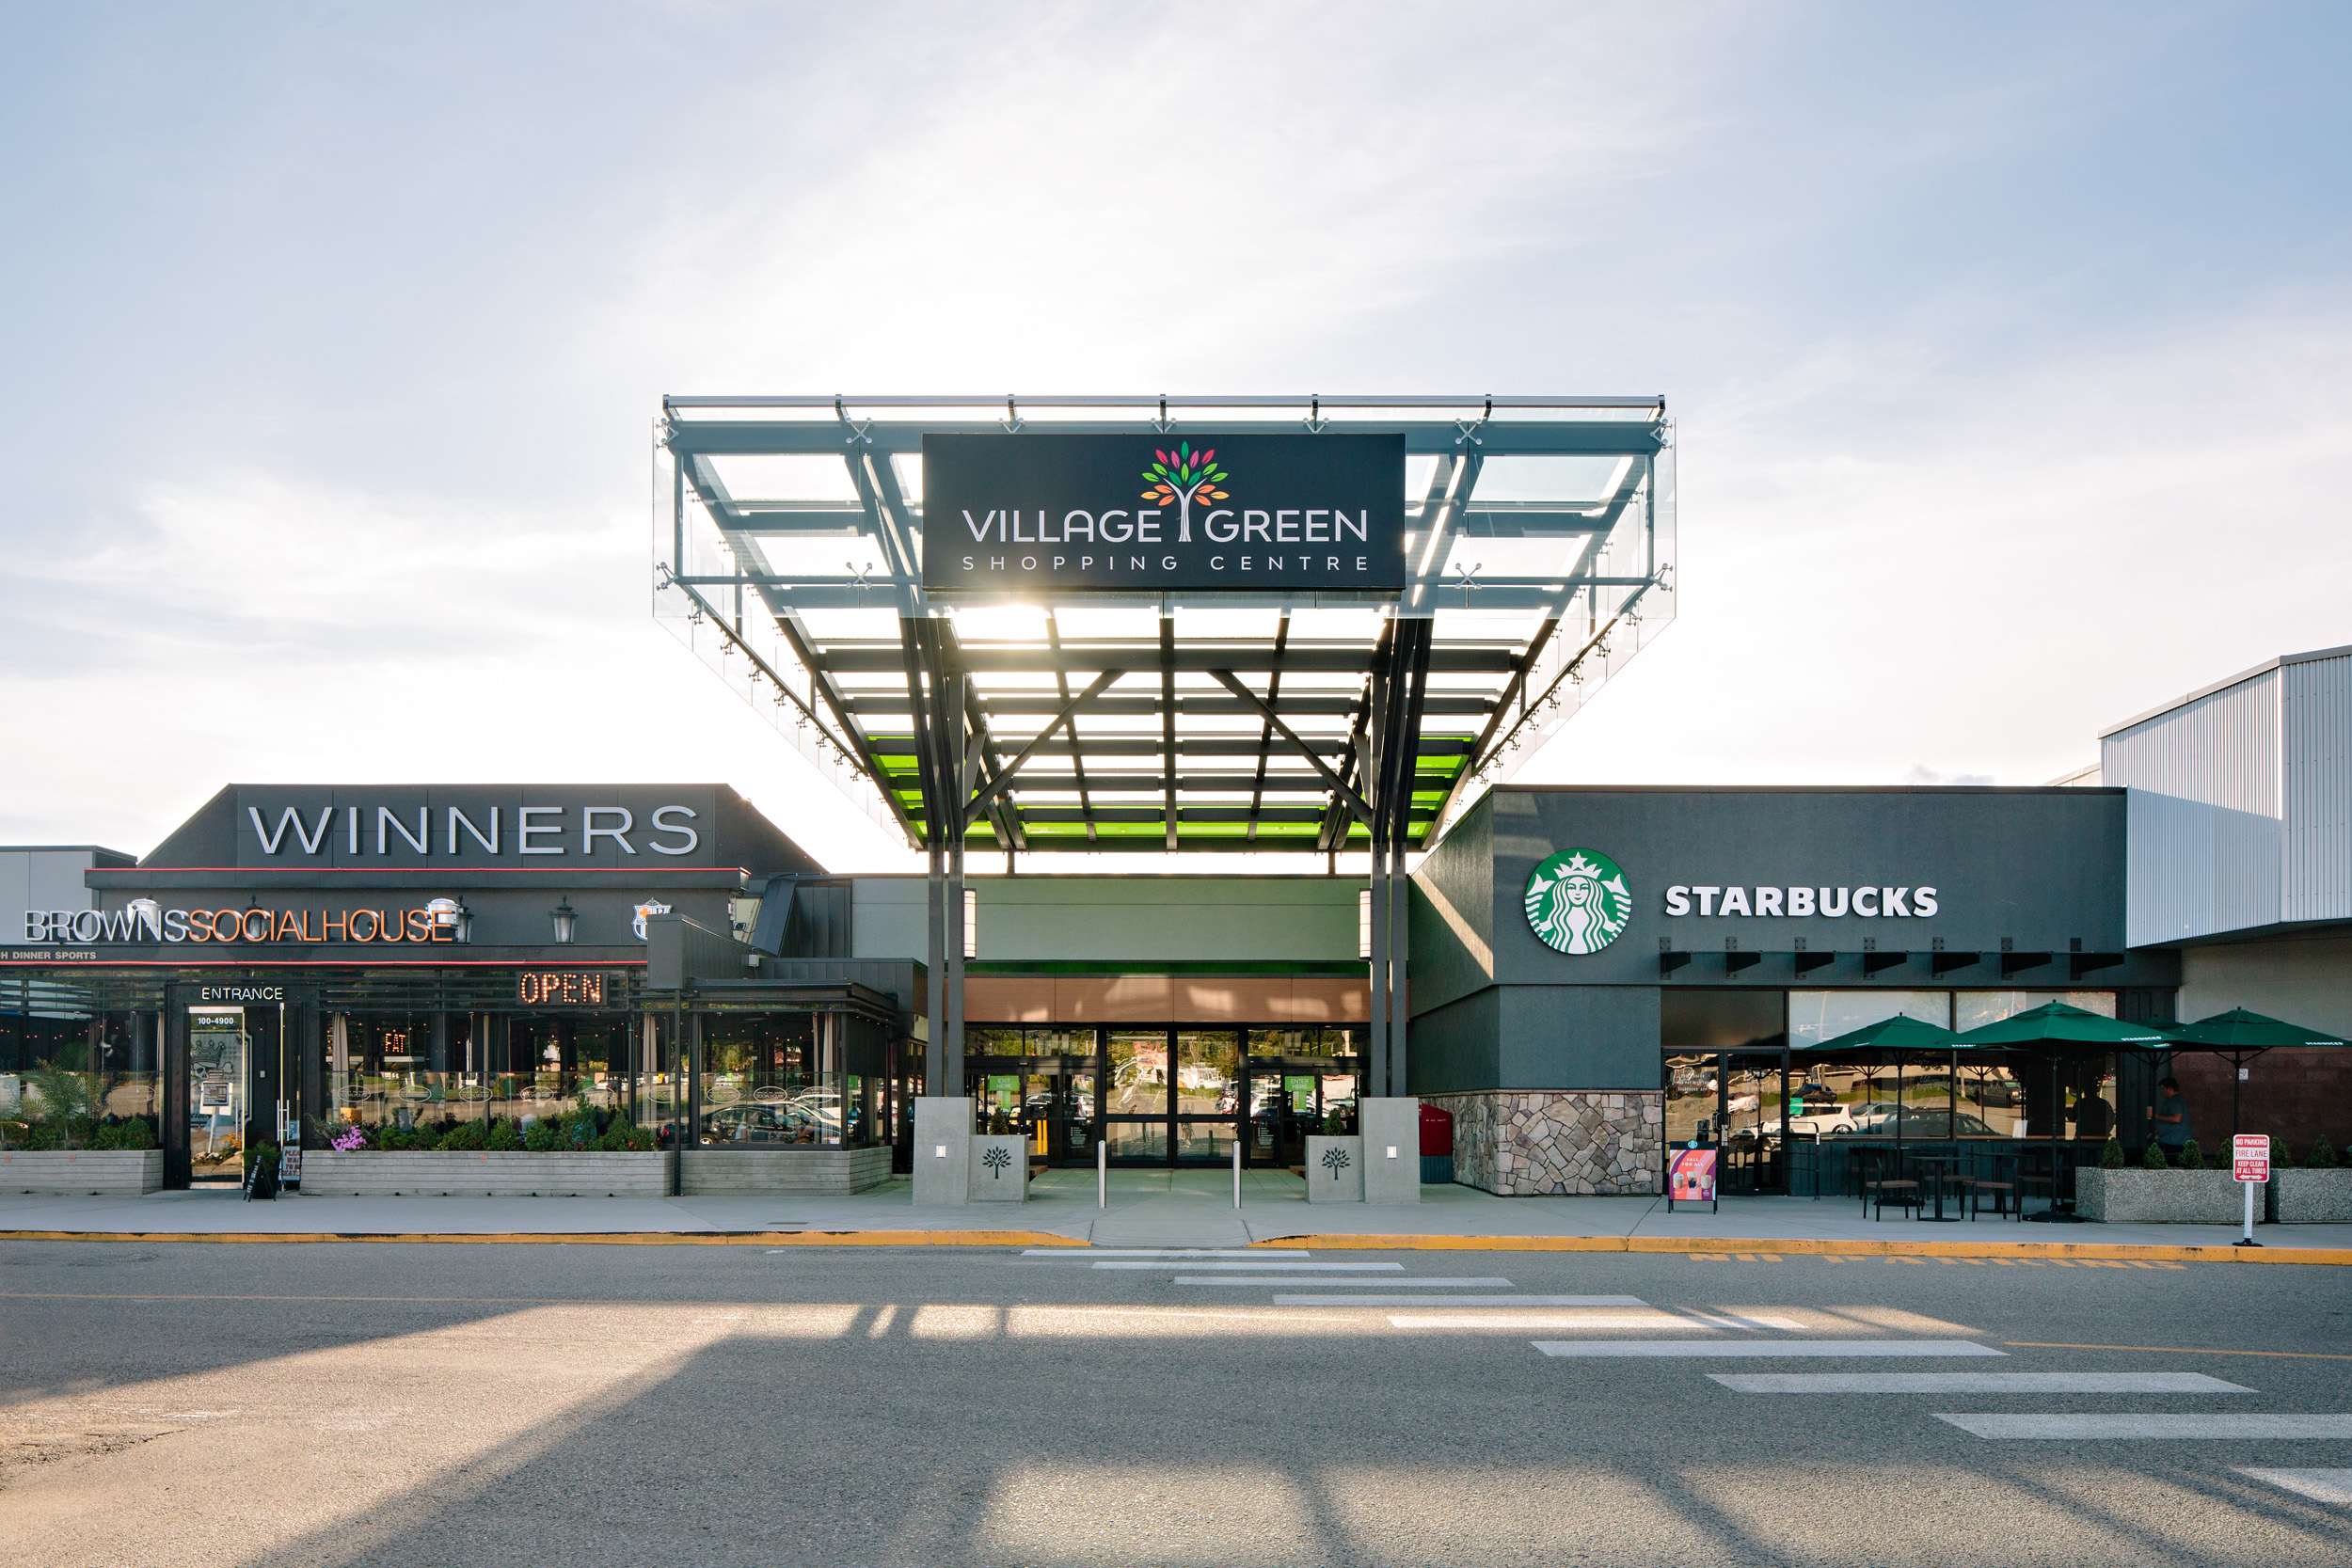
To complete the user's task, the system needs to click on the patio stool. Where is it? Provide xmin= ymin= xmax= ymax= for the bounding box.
xmin=1869 ymin=1179 xmax=1921 ymax=1221
xmin=1970 ymin=1180 xmax=2018 ymax=1221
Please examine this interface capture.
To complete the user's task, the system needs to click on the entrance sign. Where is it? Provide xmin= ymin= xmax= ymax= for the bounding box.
xmin=921 ymin=433 xmax=1406 ymax=592
xmin=2233 ymin=1133 xmax=2271 ymax=1184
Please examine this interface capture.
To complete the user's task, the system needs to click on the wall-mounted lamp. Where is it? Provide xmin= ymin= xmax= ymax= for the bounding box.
xmin=1359 ymin=888 xmax=1374 ymax=960
xmin=549 ymin=898 xmax=579 ymax=945
xmin=428 ymin=897 xmax=472 ymax=944
xmin=962 ymin=887 xmax=978 ymax=959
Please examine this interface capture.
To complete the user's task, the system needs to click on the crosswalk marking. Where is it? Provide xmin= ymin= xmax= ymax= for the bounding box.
xmin=2239 ymin=1469 xmax=2352 ymax=1506
xmin=1709 ymin=1372 xmax=2253 ymax=1394
xmin=1091 ymin=1260 xmax=1404 ymax=1272
xmin=1938 ymin=1414 xmax=2352 ymax=1439
xmin=1395 ymin=1311 xmax=1805 ymax=1330
xmin=1273 ymin=1294 xmax=1645 ymax=1307
xmin=1536 ymin=1339 xmax=2004 ymax=1358
xmin=1175 ymin=1275 xmax=1514 ymax=1289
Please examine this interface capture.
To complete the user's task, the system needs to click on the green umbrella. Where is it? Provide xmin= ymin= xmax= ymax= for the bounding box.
xmin=2158 ymin=1008 xmax=2349 ymax=1139
xmin=1791 ymin=1014 xmax=1963 ymax=1198
xmin=1951 ymin=1003 xmax=2172 ymax=1222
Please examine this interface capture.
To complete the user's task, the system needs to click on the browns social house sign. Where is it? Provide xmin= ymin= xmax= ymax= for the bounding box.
xmin=921 ymin=433 xmax=1406 ymax=593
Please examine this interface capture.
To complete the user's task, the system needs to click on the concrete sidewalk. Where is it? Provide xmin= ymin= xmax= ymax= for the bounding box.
xmin=5 ymin=1170 xmax=2350 ymax=1260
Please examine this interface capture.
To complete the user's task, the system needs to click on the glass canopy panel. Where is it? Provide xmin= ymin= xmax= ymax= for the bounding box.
xmin=653 ymin=395 xmax=1675 ymax=854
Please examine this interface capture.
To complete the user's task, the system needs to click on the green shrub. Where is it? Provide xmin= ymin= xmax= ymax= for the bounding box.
xmin=437 ymin=1119 xmax=488 ymax=1151
xmin=2313 ymin=1138 xmax=2342 ymax=1170
xmin=2099 ymin=1136 xmax=2124 ymax=1169
xmin=2143 ymin=1137 xmax=2169 ymax=1168
xmin=2177 ymin=1138 xmax=2204 ymax=1170
xmin=523 ymin=1118 xmax=561 ymax=1152
xmin=485 ymin=1118 xmax=519 ymax=1150
xmin=93 ymin=1117 xmax=156 ymax=1150
xmin=243 ymin=1142 xmax=280 ymax=1177
xmin=597 ymin=1117 xmax=655 ymax=1152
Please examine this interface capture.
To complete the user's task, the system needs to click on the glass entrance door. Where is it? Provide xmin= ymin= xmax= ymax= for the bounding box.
xmin=186 ymin=1007 xmax=247 ymax=1182
xmin=964 ymin=1054 xmax=1100 ymax=1167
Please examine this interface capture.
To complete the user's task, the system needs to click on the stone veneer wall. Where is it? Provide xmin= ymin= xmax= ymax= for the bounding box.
xmin=1422 ymin=1091 xmax=1663 ymax=1196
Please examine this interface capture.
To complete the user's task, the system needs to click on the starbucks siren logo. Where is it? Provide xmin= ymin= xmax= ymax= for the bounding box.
xmin=1524 ymin=847 xmax=1633 ymax=955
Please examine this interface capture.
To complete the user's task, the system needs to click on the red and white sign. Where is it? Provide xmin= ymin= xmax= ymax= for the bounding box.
xmin=2233 ymin=1133 xmax=2271 ymax=1184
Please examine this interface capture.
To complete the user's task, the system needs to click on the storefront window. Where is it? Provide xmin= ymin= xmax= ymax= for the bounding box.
xmin=1788 ymin=991 xmax=1951 ymax=1049
xmin=0 ymin=1000 xmax=164 ymax=1155
xmin=699 ymin=1014 xmax=825 ymax=1146
xmin=325 ymin=1010 xmax=650 ymax=1147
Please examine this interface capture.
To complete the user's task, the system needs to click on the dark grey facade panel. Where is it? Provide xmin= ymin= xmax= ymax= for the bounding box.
xmin=1407 ymin=984 xmax=1662 ymax=1095
xmin=1469 ymin=786 xmax=2173 ymax=989
xmin=1403 ymin=989 xmax=1501 ymax=1096
xmin=1407 ymin=796 xmax=1496 ymax=1016
xmin=1498 ymin=986 xmax=1664 ymax=1091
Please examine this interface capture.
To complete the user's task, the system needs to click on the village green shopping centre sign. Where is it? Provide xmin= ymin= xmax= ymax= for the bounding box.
xmin=922 ymin=432 xmax=1406 ymax=593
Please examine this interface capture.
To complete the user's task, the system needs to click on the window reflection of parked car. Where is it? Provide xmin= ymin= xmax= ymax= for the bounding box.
xmin=1834 ymin=1104 xmax=2004 ymax=1139
xmin=702 ymin=1103 xmax=819 ymax=1143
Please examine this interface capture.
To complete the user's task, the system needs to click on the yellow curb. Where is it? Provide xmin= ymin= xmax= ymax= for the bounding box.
xmin=1253 ymin=1234 xmax=2352 ymax=1265
xmin=0 ymin=1229 xmax=1089 ymax=1248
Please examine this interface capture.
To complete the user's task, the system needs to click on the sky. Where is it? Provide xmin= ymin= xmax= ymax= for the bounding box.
xmin=3 ymin=2 xmax=2347 ymax=869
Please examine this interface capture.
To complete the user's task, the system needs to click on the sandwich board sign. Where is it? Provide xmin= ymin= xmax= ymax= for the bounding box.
xmin=1667 ymin=1145 xmax=1718 ymax=1213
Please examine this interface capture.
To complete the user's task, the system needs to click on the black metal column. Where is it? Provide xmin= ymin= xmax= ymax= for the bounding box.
xmin=161 ymin=984 xmax=190 ymax=1189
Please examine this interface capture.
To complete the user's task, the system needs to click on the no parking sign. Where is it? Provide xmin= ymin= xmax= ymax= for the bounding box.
xmin=2233 ymin=1133 xmax=2270 ymax=1183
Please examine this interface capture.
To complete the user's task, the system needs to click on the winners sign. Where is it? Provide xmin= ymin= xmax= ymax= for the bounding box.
xmin=922 ymin=433 xmax=1406 ymax=593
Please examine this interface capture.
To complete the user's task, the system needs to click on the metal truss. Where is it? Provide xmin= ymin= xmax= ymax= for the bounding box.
xmin=652 ymin=395 xmax=1677 ymax=868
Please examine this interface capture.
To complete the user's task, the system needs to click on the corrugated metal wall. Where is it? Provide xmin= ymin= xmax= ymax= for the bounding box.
xmin=2107 ymin=650 xmax=2352 ymax=942
xmin=2283 ymin=651 xmax=2352 ymax=924
xmin=2106 ymin=668 xmax=2282 ymax=945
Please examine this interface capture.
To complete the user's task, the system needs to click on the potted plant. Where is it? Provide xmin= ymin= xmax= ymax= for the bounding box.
xmin=301 ymin=1101 xmax=670 ymax=1198
xmin=2076 ymin=1133 xmax=2246 ymax=1223
xmin=0 ymin=1063 xmax=163 ymax=1195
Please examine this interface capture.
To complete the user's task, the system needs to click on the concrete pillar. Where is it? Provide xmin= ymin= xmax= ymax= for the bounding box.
xmin=1359 ymin=1098 xmax=1422 ymax=1204
xmin=914 ymin=1097 xmax=973 ymax=1207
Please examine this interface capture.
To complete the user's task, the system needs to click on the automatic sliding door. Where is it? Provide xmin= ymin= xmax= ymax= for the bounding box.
xmin=1174 ymin=1031 xmax=1238 ymax=1164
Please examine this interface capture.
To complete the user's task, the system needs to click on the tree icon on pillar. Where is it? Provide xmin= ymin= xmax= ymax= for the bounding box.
xmin=982 ymin=1145 xmax=1013 ymax=1180
xmin=1321 ymin=1145 xmax=1352 ymax=1181
xmin=1141 ymin=444 xmax=1230 ymax=542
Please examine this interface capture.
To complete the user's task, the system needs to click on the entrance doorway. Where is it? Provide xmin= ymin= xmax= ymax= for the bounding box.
xmin=964 ymin=1024 xmax=1364 ymax=1169
xmin=185 ymin=1006 xmax=281 ymax=1182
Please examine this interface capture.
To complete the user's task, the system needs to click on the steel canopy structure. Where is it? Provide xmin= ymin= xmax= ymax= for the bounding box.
xmin=651 ymin=393 xmax=1677 ymax=1097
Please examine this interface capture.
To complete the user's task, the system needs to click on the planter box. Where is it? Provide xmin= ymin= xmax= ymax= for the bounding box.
xmin=1305 ymin=1136 xmax=1364 ymax=1203
xmin=0 ymin=1148 xmax=163 ymax=1196
xmin=2076 ymin=1166 xmax=2252 ymax=1224
xmin=967 ymin=1135 xmax=1028 ymax=1202
xmin=2271 ymin=1168 xmax=2352 ymax=1224
xmin=300 ymin=1150 xmax=670 ymax=1198
xmin=681 ymin=1146 xmax=894 ymax=1197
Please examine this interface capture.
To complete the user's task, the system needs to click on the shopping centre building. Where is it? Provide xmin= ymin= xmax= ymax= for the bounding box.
xmin=3 ymin=395 xmax=2344 ymax=1197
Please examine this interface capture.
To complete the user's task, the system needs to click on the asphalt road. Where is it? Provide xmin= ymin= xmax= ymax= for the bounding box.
xmin=2 ymin=1241 xmax=2349 ymax=1566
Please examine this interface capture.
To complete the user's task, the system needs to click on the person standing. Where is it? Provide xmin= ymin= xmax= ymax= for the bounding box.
xmin=2147 ymin=1075 xmax=2192 ymax=1164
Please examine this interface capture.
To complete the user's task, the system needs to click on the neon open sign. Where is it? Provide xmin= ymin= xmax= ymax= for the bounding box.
xmin=516 ymin=972 xmax=609 ymax=1006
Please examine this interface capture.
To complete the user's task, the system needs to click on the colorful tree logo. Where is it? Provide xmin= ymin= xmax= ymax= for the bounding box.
xmin=1141 ymin=443 xmax=1230 ymax=542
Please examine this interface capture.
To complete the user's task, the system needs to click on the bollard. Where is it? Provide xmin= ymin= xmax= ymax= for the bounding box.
xmin=1232 ymin=1138 xmax=1241 ymax=1209
xmin=1098 ymin=1137 xmax=1106 ymax=1209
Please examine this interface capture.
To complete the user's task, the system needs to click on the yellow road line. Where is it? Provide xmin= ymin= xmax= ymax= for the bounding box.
xmin=1257 ymin=1234 xmax=2352 ymax=1265
xmin=2006 ymin=1341 xmax=2352 ymax=1360
xmin=0 ymin=1229 xmax=1088 ymax=1248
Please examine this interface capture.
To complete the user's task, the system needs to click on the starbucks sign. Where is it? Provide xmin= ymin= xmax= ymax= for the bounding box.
xmin=1524 ymin=847 xmax=1633 ymax=956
